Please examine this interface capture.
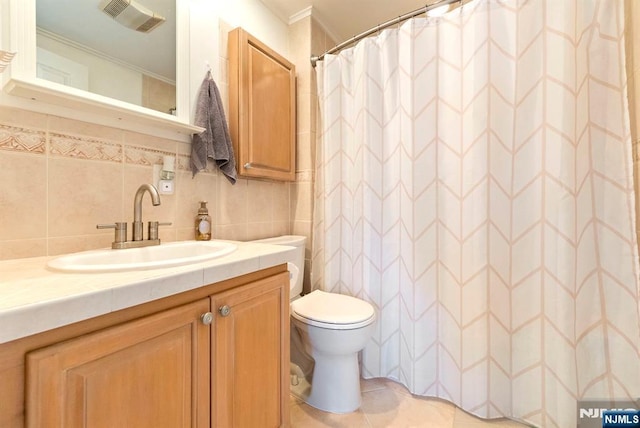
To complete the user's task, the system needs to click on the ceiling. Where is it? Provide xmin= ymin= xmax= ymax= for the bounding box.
xmin=259 ymin=0 xmax=431 ymax=43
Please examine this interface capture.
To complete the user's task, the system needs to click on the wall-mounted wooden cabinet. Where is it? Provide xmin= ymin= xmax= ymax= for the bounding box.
xmin=229 ymin=28 xmax=296 ymax=181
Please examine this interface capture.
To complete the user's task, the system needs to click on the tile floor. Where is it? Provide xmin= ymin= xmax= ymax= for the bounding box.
xmin=289 ymin=378 xmax=533 ymax=428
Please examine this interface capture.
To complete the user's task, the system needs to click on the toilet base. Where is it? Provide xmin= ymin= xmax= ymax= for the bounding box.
xmin=302 ymin=352 xmax=362 ymax=414
xmin=289 ymin=290 xmax=377 ymax=414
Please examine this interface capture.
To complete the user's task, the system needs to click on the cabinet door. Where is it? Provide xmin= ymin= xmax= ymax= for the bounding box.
xmin=212 ymin=272 xmax=290 ymax=427
xmin=229 ymin=28 xmax=296 ymax=181
xmin=26 ymin=299 xmax=210 ymax=428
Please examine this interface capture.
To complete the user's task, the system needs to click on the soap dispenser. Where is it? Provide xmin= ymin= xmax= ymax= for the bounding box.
xmin=195 ymin=201 xmax=212 ymax=241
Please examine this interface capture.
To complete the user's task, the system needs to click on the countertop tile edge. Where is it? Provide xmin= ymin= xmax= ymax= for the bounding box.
xmin=0 ymin=241 xmax=297 ymax=344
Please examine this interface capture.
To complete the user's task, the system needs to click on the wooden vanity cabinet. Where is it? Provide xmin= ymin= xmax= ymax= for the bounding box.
xmin=0 ymin=265 xmax=289 ymax=428
xmin=212 ymin=272 xmax=289 ymax=427
xmin=26 ymin=300 xmax=211 ymax=428
xmin=229 ymin=27 xmax=296 ymax=181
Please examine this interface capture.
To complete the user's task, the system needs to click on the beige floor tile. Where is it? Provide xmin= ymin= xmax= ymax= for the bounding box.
xmin=361 ymin=377 xmax=388 ymax=393
xmin=289 ymin=378 xmax=532 ymax=428
xmin=453 ymin=408 xmax=530 ymax=427
xmin=290 ymin=401 xmax=371 ymax=427
xmin=380 ymin=379 xmax=432 ymax=398
xmin=361 ymin=387 xmax=456 ymax=428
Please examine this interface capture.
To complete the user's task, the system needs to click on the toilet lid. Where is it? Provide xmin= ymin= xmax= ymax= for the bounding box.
xmin=291 ymin=290 xmax=375 ymax=325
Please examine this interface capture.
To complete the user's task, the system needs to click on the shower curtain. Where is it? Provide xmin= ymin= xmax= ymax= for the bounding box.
xmin=312 ymin=0 xmax=640 ymax=426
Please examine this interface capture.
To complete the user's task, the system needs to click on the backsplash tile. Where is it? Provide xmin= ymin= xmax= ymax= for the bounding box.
xmin=47 ymin=158 xmax=124 ymax=238
xmin=124 ymin=144 xmax=172 ymax=166
xmin=247 ymin=180 xmax=275 ymax=223
xmin=0 ymin=151 xmax=47 ymax=240
xmin=49 ymin=133 xmax=122 ymax=162
xmin=0 ymin=106 xmax=49 ymax=130
xmin=0 ymin=106 xmax=293 ymax=261
xmin=272 ymin=220 xmax=290 ymax=238
xmin=175 ymin=170 xmax=217 ymax=230
xmin=0 ymin=239 xmax=47 ymax=260
xmin=47 ymin=234 xmax=114 ymax=257
xmin=123 ymin=130 xmax=177 ymax=152
xmin=215 ymin=224 xmax=248 ymax=241
xmin=217 ymin=178 xmax=248 ymax=225
xmin=176 ymin=153 xmax=192 ymax=171
xmin=0 ymin=124 xmax=46 ymax=154
xmin=48 ymin=115 xmax=123 ymax=141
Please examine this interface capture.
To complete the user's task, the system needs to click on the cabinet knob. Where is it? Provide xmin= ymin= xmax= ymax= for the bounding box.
xmin=218 ymin=305 xmax=231 ymax=317
xmin=200 ymin=312 xmax=214 ymax=325
xmin=243 ymin=163 xmax=252 ymax=169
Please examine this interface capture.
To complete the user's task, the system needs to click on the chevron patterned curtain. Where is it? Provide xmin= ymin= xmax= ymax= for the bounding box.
xmin=312 ymin=0 xmax=640 ymax=426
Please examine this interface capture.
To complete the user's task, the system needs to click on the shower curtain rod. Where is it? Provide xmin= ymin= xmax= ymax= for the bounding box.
xmin=310 ymin=0 xmax=462 ymax=67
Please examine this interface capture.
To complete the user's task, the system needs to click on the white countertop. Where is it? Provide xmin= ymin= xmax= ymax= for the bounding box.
xmin=0 ymin=240 xmax=296 ymax=344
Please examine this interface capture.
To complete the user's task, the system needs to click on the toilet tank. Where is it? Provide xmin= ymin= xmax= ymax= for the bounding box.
xmin=250 ymin=235 xmax=306 ymax=298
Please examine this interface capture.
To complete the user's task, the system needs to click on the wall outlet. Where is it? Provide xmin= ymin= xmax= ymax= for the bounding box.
xmin=158 ymin=179 xmax=174 ymax=195
xmin=153 ymin=164 xmax=174 ymax=195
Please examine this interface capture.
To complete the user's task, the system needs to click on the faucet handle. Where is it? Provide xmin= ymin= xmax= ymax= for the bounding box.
xmin=97 ymin=222 xmax=127 ymax=244
xmin=148 ymin=221 xmax=172 ymax=241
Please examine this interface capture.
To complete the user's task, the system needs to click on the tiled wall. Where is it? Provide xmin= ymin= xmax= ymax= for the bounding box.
xmin=286 ymin=14 xmax=336 ymax=293
xmin=0 ymin=103 xmax=290 ymax=261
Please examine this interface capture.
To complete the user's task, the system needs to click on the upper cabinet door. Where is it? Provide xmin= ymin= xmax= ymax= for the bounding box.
xmin=229 ymin=28 xmax=296 ymax=182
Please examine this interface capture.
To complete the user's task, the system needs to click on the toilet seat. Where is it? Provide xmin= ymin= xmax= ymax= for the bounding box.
xmin=291 ymin=290 xmax=376 ymax=330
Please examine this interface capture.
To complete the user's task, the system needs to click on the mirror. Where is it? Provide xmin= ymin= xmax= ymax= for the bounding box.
xmin=1 ymin=0 xmax=200 ymax=136
xmin=35 ymin=0 xmax=176 ymax=116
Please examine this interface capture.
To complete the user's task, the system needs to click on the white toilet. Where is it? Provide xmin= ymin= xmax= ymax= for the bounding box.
xmin=251 ymin=235 xmax=377 ymax=414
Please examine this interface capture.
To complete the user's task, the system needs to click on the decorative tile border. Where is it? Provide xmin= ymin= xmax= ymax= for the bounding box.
xmin=177 ymin=153 xmax=191 ymax=171
xmin=177 ymin=152 xmax=217 ymax=174
xmin=50 ymin=133 xmax=122 ymax=163
xmin=124 ymin=145 xmax=174 ymax=167
xmin=0 ymin=124 xmax=46 ymax=154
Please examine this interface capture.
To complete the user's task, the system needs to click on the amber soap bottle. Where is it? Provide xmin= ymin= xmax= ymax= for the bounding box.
xmin=195 ymin=201 xmax=212 ymax=241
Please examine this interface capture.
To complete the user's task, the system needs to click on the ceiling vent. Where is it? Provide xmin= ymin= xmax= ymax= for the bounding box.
xmin=98 ymin=0 xmax=166 ymax=33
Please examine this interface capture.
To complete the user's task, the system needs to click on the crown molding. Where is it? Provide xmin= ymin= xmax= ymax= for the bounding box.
xmin=288 ymin=6 xmax=342 ymax=51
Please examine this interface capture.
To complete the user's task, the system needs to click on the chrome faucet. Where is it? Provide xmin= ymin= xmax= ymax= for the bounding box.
xmin=97 ymin=184 xmax=171 ymax=249
xmin=132 ymin=183 xmax=161 ymax=241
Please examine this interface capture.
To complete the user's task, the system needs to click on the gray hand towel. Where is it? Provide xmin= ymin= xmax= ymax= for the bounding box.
xmin=190 ymin=71 xmax=237 ymax=184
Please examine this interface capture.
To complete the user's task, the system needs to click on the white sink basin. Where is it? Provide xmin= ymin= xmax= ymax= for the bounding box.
xmin=47 ymin=240 xmax=237 ymax=273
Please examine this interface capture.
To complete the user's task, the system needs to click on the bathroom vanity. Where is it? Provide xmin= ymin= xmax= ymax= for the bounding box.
xmin=0 ymin=241 xmax=293 ymax=427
